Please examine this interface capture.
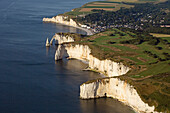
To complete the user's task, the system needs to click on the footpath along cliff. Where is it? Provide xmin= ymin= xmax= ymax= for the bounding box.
xmin=52 ymin=34 xmax=158 ymax=113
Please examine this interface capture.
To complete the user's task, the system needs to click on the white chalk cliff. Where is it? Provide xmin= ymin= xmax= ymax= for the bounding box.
xmin=80 ymin=78 xmax=156 ymax=113
xmin=55 ymin=44 xmax=130 ymax=77
xmin=55 ymin=43 xmax=158 ymax=113
xmin=43 ymin=15 xmax=93 ymax=36
xmin=43 ymin=15 xmax=78 ymax=27
xmin=50 ymin=33 xmax=74 ymax=45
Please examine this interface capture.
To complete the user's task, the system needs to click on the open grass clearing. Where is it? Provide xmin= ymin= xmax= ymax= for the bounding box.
xmin=150 ymin=33 xmax=170 ymax=37
xmin=80 ymin=8 xmax=114 ymax=12
xmin=84 ymin=6 xmax=115 ymax=8
xmin=108 ymin=0 xmax=167 ymax=3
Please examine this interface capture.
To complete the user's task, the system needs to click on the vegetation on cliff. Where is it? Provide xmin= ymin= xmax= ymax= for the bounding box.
xmin=72 ymin=28 xmax=170 ymax=112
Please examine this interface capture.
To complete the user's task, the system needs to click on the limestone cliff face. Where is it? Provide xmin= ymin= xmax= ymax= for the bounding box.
xmin=43 ymin=15 xmax=78 ymax=27
xmin=55 ymin=44 xmax=130 ymax=77
xmin=80 ymin=78 xmax=156 ymax=113
xmin=88 ymin=56 xmax=130 ymax=77
xmin=55 ymin=45 xmax=68 ymax=60
xmin=55 ymin=43 xmax=158 ymax=113
xmin=50 ymin=33 xmax=74 ymax=45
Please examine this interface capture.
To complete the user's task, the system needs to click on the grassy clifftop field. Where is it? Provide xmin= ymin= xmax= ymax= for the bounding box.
xmin=62 ymin=0 xmax=167 ymax=17
xmin=63 ymin=1 xmax=134 ymax=17
xmin=76 ymin=28 xmax=170 ymax=78
xmin=71 ymin=28 xmax=170 ymax=112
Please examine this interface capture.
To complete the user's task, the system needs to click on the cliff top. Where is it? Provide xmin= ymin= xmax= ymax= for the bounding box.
xmin=76 ymin=28 xmax=170 ymax=77
xmin=55 ymin=32 xmax=86 ymax=42
xmin=74 ymin=28 xmax=170 ymax=112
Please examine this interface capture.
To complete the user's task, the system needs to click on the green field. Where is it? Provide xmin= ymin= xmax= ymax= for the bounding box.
xmin=72 ymin=28 xmax=170 ymax=112
xmin=84 ymin=6 xmax=115 ymax=8
xmin=75 ymin=28 xmax=170 ymax=78
xmin=63 ymin=1 xmax=134 ymax=17
xmin=108 ymin=0 xmax=166 ymax=3
xmin=63 ymin=0 xmax=167 ymax=20
xmin=97 ymin=1 xmax=123 ymax=3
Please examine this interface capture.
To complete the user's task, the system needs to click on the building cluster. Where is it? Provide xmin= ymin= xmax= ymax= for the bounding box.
xmin=80 ymin=13 xmax=169 ymax=33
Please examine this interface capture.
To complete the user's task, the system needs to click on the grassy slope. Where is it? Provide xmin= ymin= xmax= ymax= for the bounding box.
xmin=73 ymin=28 xmax=170 ymax=112
xmin=77 ymin=29 xmax=170 ymax=77
xmin=150 ymin=33 xmax=170 ymax=42
xmin=108 ymin=0 xmax=167 ymax=3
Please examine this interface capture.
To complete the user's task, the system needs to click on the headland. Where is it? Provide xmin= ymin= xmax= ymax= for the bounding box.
xmin=43 ymin=0 xmax=170 ymax=112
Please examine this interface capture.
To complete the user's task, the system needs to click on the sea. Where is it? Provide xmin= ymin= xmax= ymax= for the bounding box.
xmin=0 ymin=0 xmax=134 ymax=113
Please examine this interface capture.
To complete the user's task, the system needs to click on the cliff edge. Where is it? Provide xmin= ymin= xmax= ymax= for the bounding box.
xmin=53 ymin=29 xmax=170 ymax=113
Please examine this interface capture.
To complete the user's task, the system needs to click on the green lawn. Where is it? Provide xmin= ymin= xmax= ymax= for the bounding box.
xmin=84 ymin=6 xmax=115 ymax=8
xmin=73 ymin=28 xmax=170 ymax=112
xmin=77 ymin=28 xmax=170 ymax=78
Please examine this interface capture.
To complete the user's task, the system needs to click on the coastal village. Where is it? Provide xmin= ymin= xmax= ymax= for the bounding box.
xmin=79 ymin=12 xmax=169 ymax=34
xmin=81 ymin=19 xmax=170 ymax=34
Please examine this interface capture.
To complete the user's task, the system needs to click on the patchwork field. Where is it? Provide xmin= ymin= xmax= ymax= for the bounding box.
xmin=108 ymin=0 xmax=167 ymax=3
xmin=64 ymin=1 xmax=134 ymax=17
xmin=64 ymin=0 xmax=167 ymax=18
xmin=79 ymin=1 xmax=133 ymax=12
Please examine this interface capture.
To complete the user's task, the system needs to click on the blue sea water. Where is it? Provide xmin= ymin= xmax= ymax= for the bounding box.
xmin=0 ymin=0 xmax=134 ymax=113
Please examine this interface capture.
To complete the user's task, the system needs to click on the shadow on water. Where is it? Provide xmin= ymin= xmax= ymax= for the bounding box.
xmin=54 ymin=58 xmax=135 ymax=113
xmin=80 ymin=98 xmax=135 ymax=113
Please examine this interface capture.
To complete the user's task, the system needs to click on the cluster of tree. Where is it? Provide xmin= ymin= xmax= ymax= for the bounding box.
xmin=143 ymin=50 xmax=170 ymax=61
xmin=148 ymin=38 xmax=160 ymax=45
xmin=143 ymin=50 xmax=159 ymax=58
xmin=163 ymin=52 xmax=170 ymax=60
xmin=114 ymin=31 xmax=126 ymax=36
xmin=119 ymin=28 xmax=170 ymax=46
xmin=144 ymin=27 xmax=170 ymax=34
xmin=120 ymin=38 xmax=144 ymax=45
xmin=155 ymin=46 xmax=163 ymax=50
xmin=76 ymin=0 xmax=170 ymax=34
xmin=107 ymin=41 xmax=116 ymax=44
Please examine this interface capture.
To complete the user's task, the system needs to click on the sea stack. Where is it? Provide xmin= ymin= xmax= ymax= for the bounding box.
xmin=46 ymin=38 xmax=50 ymax=47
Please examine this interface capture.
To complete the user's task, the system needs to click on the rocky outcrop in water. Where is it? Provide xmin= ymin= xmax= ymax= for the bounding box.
xmin=46 ymin=38 xmax=50 ymax=47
